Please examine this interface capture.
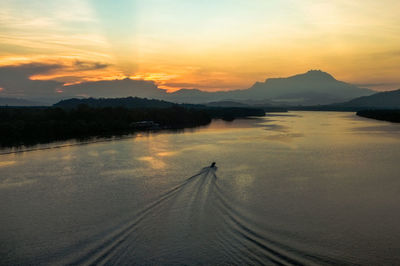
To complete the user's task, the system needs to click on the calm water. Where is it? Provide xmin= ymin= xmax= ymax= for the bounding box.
xmin=1 ymin=111 xmax=400 ymax=265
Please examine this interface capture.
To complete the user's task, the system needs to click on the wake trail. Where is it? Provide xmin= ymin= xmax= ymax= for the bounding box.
xmin=214 ymin=181 xmax=309 ymax=265
xmin=66 ymin=168 xmax=210 ymax=265
xmin=60 ymin=165 xmax=338 ymax=265
xmin=212 ymin=177 xmax=343 ymax=266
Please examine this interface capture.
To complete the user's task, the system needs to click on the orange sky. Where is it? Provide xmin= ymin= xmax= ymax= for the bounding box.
xmin=1 ymin=0 xmax=399 ymax=93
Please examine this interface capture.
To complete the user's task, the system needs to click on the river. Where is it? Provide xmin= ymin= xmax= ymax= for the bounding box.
xmin=1 ymin=111 xmax=400 ymax=265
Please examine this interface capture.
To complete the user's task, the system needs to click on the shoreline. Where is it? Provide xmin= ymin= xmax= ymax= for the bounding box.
xmin=356 ymin=109 xmax=400 ymax=123
xmin=0 ymin=106 xmax=265 ymax=148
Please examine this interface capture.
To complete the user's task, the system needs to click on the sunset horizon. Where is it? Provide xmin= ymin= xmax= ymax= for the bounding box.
xmin=1 ymin=0 xmax=399 ymax=98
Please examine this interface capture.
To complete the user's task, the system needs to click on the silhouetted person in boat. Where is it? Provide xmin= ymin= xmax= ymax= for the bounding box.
xmin=210 ymin=162 xmax=216 ymax=168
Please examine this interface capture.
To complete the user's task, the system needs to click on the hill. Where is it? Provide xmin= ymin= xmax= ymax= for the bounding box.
xmin=53 ymin=97 xmax=264 ymax=117
xmin=336 ymin=89 xmax=400 ymax=109
xmin=167 ymin=70 xmax=374 ymax=105
xmin=0 ymin=97 xmax=265 ymax=147
xmin=0 ymin=105 xmax=211 ymax=147
xmin=53 ymin=97 xmax=266 ymax=121
xmin=203 ymin=101 xmax=250 ymax=107
xmin=54 ymin=97 xmax=175 ymax=109
xmin=0 ymin=97 xmax=45 ymax=106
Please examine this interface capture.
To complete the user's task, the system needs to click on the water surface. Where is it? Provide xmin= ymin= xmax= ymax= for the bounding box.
xmin=1 ymin=112 xmax=400 ymax=265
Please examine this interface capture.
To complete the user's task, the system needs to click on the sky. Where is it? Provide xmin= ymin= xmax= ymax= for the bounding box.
xmin=0 ymin=0 xmax=399 ymax=98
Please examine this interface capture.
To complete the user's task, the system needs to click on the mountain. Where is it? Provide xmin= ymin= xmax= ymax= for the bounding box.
xmin=52 ymin=96 xmax=265 ymax=123
xmin=167 ymin=70 xmax=374 ymax=105
xmin=0 ymin=97 xmax=46 ymax=106
xmin=335 ymin=89 xmax=400 ymax=109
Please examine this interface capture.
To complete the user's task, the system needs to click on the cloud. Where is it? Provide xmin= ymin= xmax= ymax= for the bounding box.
xmin=73 ymin=60 xmax=110 ymax=71
xmin=0 ymin=62 xmax=63 ymax=76
xmin=355 ymin=82 xmax=399 ymax=87
xmin=0 ymin=63 xmax=63 ymax=98
xmin=62 ymin=78 xmax=167 ymax=99
xmin=366 ymin=50 xmax=400 ymax=60
xmin=354 ymin=82 xmax=400 ymax=91
xmin=163 ymin=81 xmax=240 ymax=91
xmin=0 ymin=62 xmax=168 ymax=101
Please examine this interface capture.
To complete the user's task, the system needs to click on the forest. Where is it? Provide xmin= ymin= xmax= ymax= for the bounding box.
xmin=0 ymin=101 xmax=265 ymax=147
xmin=356 ymin=109 xmax=400 ymax=123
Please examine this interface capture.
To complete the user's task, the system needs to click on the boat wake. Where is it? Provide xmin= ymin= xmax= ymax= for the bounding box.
xmin=52 ymin=166 xmax=346 ymax=265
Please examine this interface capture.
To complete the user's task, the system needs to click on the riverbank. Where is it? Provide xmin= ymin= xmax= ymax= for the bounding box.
xmin=0 ymin=105 xmax=264 ymax=147
xmin=356 ymin=109 xmax=400 ymax=123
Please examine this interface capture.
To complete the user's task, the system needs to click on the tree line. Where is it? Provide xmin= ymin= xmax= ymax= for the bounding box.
xmin=0 ymin=104 xmax=265 ymax=147
xmin=356 ymin=109 xmax=400 ymax=123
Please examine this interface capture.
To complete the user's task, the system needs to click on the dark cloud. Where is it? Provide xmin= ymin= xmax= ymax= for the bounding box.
xmin=0 ymin=63 xmax=63 ymax=98
xmin=0 ymin=62 xmax=63 ymax=76
xmin=0 ymin=62 xmax=150 ymax=102
xmin=164 ymin=81 xmax=237 ymax=90
xmin=73 ymin=60 xmax=110 ymax=71
xmin=355 ymin=82 xmax=397 ymax=87
xmin=163 ymin=82 xmax=201 ymax=88
xmin=368 ymin=50 xmax=400 ymax=60
xmin=62 ymin=78 xmax=167 ymax=99
xmin=382 ymin=50 xmax=400 ymax=57
xmin=355 ymin=82 xmax=400 ymax=90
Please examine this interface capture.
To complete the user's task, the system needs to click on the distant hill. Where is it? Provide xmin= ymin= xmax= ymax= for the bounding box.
xmin=167 ymin=70 xmax=374 ymax=105
xmin=204 ymin=101 xmax=250 ymax=107
xmin=335 ymin=89 xmax=400 ymax=109
xmin=0 ymin=97 xmax=45 ymax=106
xmin=53 ymin=97 xmax=266 ymax=122
xmin=54 ymin=96 xmax=265 ymax=112
xmin=54 ymin=97 xmax=176 ymax=109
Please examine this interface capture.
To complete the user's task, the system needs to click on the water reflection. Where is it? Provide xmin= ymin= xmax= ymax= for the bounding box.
xmin=0 ymin=160 xmax=17 ymax=167
xmin=138 ymin=156 xmax=166 ymax=170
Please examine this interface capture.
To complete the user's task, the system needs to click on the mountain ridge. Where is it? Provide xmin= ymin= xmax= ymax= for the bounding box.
xmin=0 ymin=70 xmax=377 ymax=106
xmin=167 ymin=70 xmax=374 ymax=105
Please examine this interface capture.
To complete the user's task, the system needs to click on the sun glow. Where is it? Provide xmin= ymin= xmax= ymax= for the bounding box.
xmin=1 ymin=0 xmax=400 ymax=95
